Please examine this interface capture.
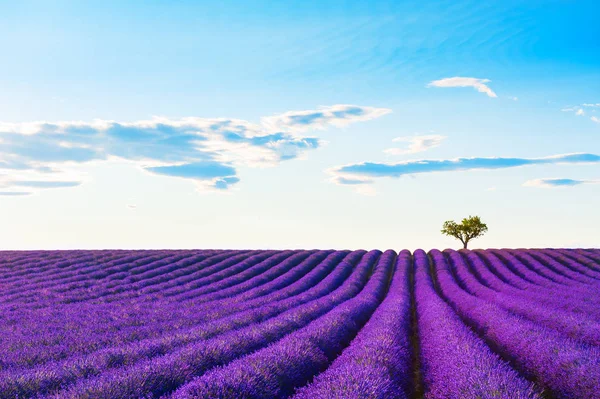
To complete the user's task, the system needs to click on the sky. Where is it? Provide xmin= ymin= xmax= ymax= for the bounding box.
xmin=0 ymin=0 xmax=599 ymax=250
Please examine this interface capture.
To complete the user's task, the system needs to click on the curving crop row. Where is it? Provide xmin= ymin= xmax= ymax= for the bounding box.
xmin=448 ymin=250 xmax=600 ymax=346
xmin=431 ymin=249 xmax=600 ymax=398
xmin=42 ymin=250 xmax=380 ymax=399
xmin=472 ymin=250 xmax=600 ymax=320
xmin=415 ymin=250 xmax=540 ymax=399
xmin=168 ymin=250 xmax=398 ymax=399
xmin=0 ymin=251 xmax=367 ymax=398
xmin=291 ymin=250 xmax=413 ymax=399
xmin=0 ymin=248 xmax=599 ymax=399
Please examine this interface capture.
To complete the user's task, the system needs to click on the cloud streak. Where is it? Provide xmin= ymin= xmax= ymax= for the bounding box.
xmin=0 ymin=104 xmax=388 ymax=194
xmin=147 ymin=162 xmax=240 ymax=191
xmin=561 ymin=104 xmax=600 ymax=124
xmin=524 ymin=178 xmax=600 ymax=188
xmin=427 ymin=77 xmax=497 ymax=98
xmin=0 ymin=191 xmax=32 ymax=196
xmin=0 ymin=177 xmax=82 ymax=196
xmin=261 ymin=104 xmax=391 ymax=133
xmin=331 ymin=153 xmax=600 ymax=188
xmin=384 ymin=135 xmax=446 ymax=155
xmin=9 ymin=180 xmax=81 ymax=189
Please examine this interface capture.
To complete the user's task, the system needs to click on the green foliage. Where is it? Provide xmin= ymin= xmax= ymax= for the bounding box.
xmin=441 ymin=215 xmax=488 ymax=249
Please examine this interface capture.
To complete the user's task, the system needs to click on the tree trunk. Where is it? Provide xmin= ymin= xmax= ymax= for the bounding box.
xmin=463 ymin=241 xmax=468 ymax=249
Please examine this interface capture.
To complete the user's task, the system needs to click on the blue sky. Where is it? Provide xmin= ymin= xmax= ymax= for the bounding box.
xmin=0 ymin=0 xmax=598 ymax=249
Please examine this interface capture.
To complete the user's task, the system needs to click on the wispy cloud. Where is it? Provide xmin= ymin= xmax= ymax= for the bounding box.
xmin=427 ymin=77 xmax=497 ymax=98
xmin=0 ymin=191 xmax=32 ymax=196
xmin=330 ymin=153 xmax=600 ymax=190
xmin=0 ymin=104 xmax=388 ymax=194
xmin=523 ymin=178 xmax=600 ymax=188
xmin=9 ymin=180 xmax=81 ymax=189
xmin=261 ymin=104 xmax=391 ymax=133
xmin=561 ymin=104 xmax=600 ymax=123
xmin=0 ymin=177 xmax=82 ymax=197
xmin=384 ymin=134 xmax=446 ymax=155
xmin=331 ymin=176 xmax=374 ymax=185
xmin=147 ymin=162 xmax=241 ymax=191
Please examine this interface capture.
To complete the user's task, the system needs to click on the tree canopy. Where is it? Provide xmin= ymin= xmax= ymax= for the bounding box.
xmin=441 ymin=215 xmax=488 ymax=249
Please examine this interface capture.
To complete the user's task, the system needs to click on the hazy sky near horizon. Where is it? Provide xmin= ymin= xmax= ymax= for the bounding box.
xmin=0 ymin=0 xmax=599 ymax=250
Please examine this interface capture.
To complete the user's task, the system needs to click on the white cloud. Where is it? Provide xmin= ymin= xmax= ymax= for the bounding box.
xmin=0 ymin=104 xmax=388 ymax=194
xmin=560 ymin=106 xmax=600 ymax=124
xmin=384 ymin=135 xmax=446 ymax=155
xmin=330 ymin=176 xmax=374 ymax=186
xmin=261 ymin=104 xmax=391 ymax=133
xmin=330 ymin=153 xmax=600 ymax=187
xmin=523 ymin=178 xmax=600 ymax=188
xmin=427 ymin=77 xmax=497 ymax=98
xmin=0 ymin=167 xmax=85 ymax=196
xmin=0 ymin=191 xmax=32 ymax=196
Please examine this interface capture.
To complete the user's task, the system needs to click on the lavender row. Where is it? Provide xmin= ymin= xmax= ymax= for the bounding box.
xmin=494 ymin=249 xmax=581 ymax=287
xmin=0 ymin=251 xmax=245 ymax=348
xmin=0 ymin=251 xmax=251 ymax=351
xmin=0 ymin=251 xmax=64 ymax=275
xmin=579 ymin=249 xmax=600 ymax=264
xmin=524 ymin=250 xmax=598 ymax=285
xmin=52 ymin=251 xmax=223 ymax=303
xmin=431 ymin=249 xmax=600 ymax=398
xmin=1 ymin=248 xmax=599 ymax=398
xmin=0 ymin=251 xmax=294 ymax=368
xmin=414 ymin=250 xmax=540 ymax=399
xmin=0 ymin=251 xmax=128 ymax=292
xmin=0 ymin=250 xmax=121 ymax=281
xmin=168 ymin=250 xmax=397 ymax=399
xmin=38 ymin=249 xmax=276 ymax=307
xmin=43 ymin=251 xmax=379 ymax=399
xmin=0 ymin=251 xmax=367 ymax=398
xmin=0 ymin=251 xmax=182 ymax=306
xmin=483 ymin=249 xmax=599 ymax=298
xmin=502 ymin=249 xmax=600 ymax=299
xmin=93 ymin=250 xmax=276 ymax=303
xmin=4 ymin=250 xmax=253 ymax=309
xmin=451 ymin=250 xmax=600 ymax=346
xmin=291 ymin=250 xmax=413 ymax=399
xmin=4 ymin=251 xmax=335 ymax=370
xmin=41 ymin=251 xmax=380 ymax=399
xmin=556 ymin=249 xmax=600 ymax=272
xmin=537 ymin=249 xmax=600 ymax=281
xmin=473 ymin=250 xmax=600 ymax=320
xmin=54 ymin=250 xmax=231 ymax=303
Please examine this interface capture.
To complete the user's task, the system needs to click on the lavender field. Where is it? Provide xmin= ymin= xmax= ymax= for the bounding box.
xmin=1 ymin=248 xmax=599 ymax=399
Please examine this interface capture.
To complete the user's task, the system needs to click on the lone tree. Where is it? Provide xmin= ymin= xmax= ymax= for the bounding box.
xmin=441 ymin=215 xmax=488 ymax=249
